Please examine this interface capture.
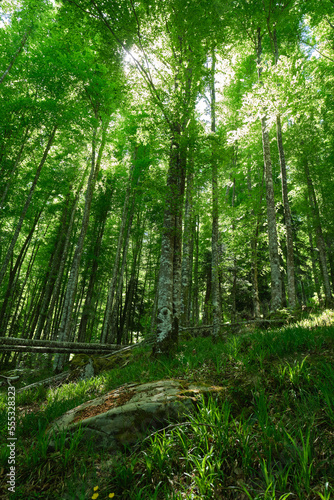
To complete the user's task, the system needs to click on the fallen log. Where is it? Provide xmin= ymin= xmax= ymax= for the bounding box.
xmin=0 ymin=346 xmax=119 ymax=354
xmin=179 ymin=318 xmax=289 ymax=331
xmin=16 ymin=371 xmax=70 ymax=394
xmin=0 ymin=336 xmax=117 ymax=350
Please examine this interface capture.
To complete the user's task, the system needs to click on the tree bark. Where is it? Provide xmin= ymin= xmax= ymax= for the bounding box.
xmin=257 ymin=27 xmax=282 ymax=311
xmin=304 ymin=160 xmax=332 ymax=305
xmin=101 ymin=167 xmax=134 ymax=344
xmin=272 ymin=29 xmax=296 ymax=309
xmin=0 ymin=209 xmax=41 ymax=334
xmin=109 ymin=198 xmax=135 ymax=344
xmin=192 ymin=215 xmax=200 ymax=326
xmin=248 ymin=163 xmax=264 ymax=318
xmin=0 ymin=26 xmax=33 ymax=85
xmin=0 ymin=125 xmax=57 ymax=287
xmin=306 ymin=213 xmax=322 ymax=303
xmin=0 ymin=126 xmax=30 ymax=211
xmin=153 ymin=127 xmax=185 ymax=355
xmin=180 ymin=167 xmax=194 ymax=327
xmin=53 ymin=120 xmax=108 ymax=372
xmin=210 ymin=50 xmax=222 ymax=339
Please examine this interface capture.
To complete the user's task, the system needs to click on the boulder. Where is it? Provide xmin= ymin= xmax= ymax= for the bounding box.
xmin=47 ymin=379 xmax=224 ymax=452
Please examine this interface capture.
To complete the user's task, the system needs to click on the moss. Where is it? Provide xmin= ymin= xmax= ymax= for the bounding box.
xmin=69 ymin=352 xmax=134 ymax=381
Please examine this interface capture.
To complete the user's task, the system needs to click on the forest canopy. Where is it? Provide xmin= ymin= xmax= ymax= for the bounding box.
xmin=1 ymin=0 xmax=334 ymax=364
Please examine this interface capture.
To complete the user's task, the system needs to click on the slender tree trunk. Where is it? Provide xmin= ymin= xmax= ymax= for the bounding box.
xmin=101 ymin=166 xmax=134 ymax=344
xmin=271 ymin=29 xmax=296 ymax=309
xmin=304 ymin=160 xmax=332 ymax=305
xmin=210 ymin=50 xmax=222 ymax=339
xmin=257 ymin=27 xmax=282 ymax=311
xmin=0 ymin=125 xmax=57 ymax=287
xmin=109 ymin=200 xmax=135 ymax=344
xmin=149 ymin=254 xmax=160 ymax=337
xmin=121 ymin=218 xmax=144 ymax=344
xmin=248 ymin=164 xmax=264 ymax=318
xmin=34 ymin=198 xmax=72 ymax=340
xmin=307 ymin=213 xmax=322 ymax=303
xmin=0 ymin=26 xmax=33 ymax=85
xmin=43 ymin=196 xmax=79 ymax=341
xmin=0 ymin=208 xmax=43 ymax=334
xmin=203 ymin=263 xmax=212 ymax=326
xmin=231 ymin=177 xmax=237 ymax=323
xmin=276 ymin=115 xmax=296 ymax=308
xmin=0 ymin=126 xmax=30 ymax=211
xmin=180 ymin=167 xmax=194 ymax=327
xmin=326 ymin=237 xmax=334 ymax=292
xmin=77 ymin=220 xmax=105 ymax=343
xmin=53 ymin=121 xmax=108 ymax=372
xmin=77 ymin=174 xmax=115 ymax=343
xmin=192 ymin=215 xmax=200 ymax=326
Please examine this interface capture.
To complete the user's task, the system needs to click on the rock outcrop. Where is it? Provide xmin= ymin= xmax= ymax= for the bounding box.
xmin=47 ymin=379 xmax=224 ymax=452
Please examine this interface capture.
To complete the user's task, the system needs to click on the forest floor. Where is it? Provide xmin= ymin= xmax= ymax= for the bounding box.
xmin=0 ymin=309 xmax=334 ymax=499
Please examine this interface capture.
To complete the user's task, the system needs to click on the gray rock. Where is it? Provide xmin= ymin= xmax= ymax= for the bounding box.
xmin=46 ymin=379 xmax=223 ymax=452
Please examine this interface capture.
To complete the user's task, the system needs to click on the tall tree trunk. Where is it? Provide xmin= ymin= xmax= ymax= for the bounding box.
xmin=307 ymin=213 xmax=322 ymax=303
xmin=0 ymin=125 xmax=57 ymax=287
xmin=149 ymin=253 xmax=160 ymax=337
xmin=153 ymin=126 xmax=185 ymax=355
xmin=248 ymin=163 xmax=264 ymax=318
xmin=77 ymin=219 xmax=106 ymax=343
xmin=0 ymin=209 xmax=42 ymax=334
xmin=326 ymin=237 xmax=334 ymax=292
xmin=109 ymin=199 xmax=135 ymax=344
xmin=77 ymin=176 xmax=114 ymax=343
xmin=0 ymin=25 xmax=33 ymax=85
xmin=231 ymin=177 xmax=237 ymax=323
xmin=210 ymin=50 xmax=222 ymax=339
xmin=101 ymin=167 xmax=134 ymax=344
xmin=304 ymin=160 xmax=332 ymax=305
xmin=192 ymin=215 xmax=200 ymax=326
xmin=53 ymin=121 xmax=108 ymax=372
xmin=34 ymin=197 xmax=72 ymax=340
xmin=0 ymin=126 xmax=30 ymax=211
xmin=257 ymin=27 xmax=282 ymax=311
xmin=121 ymin=217 xmax=144 ymax=344
xmin=180 ymin=167 xmax=194 ymax=328
xmin=272 ymin=29 xmax=296 ymax=309
xmin=43 ymin=195 xmax=79 ymax=341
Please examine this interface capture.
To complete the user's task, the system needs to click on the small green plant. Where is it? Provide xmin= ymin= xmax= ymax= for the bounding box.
xmin=314 ymin=482 xmax=334 ymax=499
xmin=187 ymin=450 xmax=219 ymax=497
xmin=253 ymin=389 xmax=269 ymax=431
xmin=284 ymin=426 xmax=314 ymax=493
xmin=277 ymin=355 xmax=310 ymax=386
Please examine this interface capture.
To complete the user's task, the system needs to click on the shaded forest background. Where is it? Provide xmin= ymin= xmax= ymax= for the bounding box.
xmin=1 ymin=0 xmax=334 ymax=366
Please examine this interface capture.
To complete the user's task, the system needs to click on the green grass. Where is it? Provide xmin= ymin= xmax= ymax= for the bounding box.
xmin=0 ymin=309 xmax=333 ymax=499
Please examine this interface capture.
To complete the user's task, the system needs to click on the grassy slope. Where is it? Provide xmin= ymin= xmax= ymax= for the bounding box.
xmin=0 ymin=310 xmax=334 ymax=499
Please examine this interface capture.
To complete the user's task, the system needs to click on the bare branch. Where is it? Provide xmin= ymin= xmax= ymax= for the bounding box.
xmin=300 ymin=39 xmax=334 ymax=62
xmin=325 ymin=17 xmax=334 ymax=30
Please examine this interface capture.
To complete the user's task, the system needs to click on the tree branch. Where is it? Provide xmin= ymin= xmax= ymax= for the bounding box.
xmin=300 ymin=39 xmax=334 ymax=62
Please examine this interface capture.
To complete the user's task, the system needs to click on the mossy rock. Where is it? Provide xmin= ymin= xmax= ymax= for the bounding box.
xmin=266 ymin=308 xmax=295 ymax=324
xmin=69 ymin=351 xmax=133 ymax=379
xmin=46 ymin=379 xmax=225 ymax=452
xmin=69 ymin=354 xmax=91 ymax=370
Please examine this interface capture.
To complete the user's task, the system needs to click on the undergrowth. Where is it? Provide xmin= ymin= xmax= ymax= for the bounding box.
xmin=0 ymin=309 xmax=333 ymax=499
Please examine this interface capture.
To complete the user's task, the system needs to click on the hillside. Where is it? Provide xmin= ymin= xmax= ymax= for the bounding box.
xmin=1 ymin=310 xmax=334 ymax=499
